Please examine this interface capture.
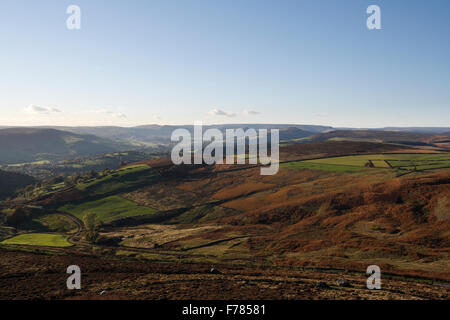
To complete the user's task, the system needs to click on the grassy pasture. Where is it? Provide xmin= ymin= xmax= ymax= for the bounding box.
xmin=6 ymin=160 xmax=51 ymax=167
xmin=387 ymin=160 xmax=450 ymax=171
xmin=32 ymin=164 xmax=157 ymax=198
xmin=76 ymin=164 xmax=159 ymax=196
xmin=59 ymin=195 xmax=157 ymax=224
xmin=31 ymin=182 xmax=66 ymax=198
xmin=281 ymin=161 xmax=366 ymax=173
xmin=1 ymin=233 xmax=72 ymax=247
xmin=371 ymin=160 xmax=390 ymax=168
xmin=282 ymin=153 xmax=450 ymax=173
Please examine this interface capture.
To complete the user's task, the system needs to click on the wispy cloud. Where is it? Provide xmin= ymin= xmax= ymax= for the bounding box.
xmin=243 ymin=110 xmax=261 ymax=116
xmin=25 ymin=105 xmax=62 ymax=114
xmin=208 ymin=108 xmax=236 ymax=117
xmin=94 ymin=109 xmax=127 ymax=119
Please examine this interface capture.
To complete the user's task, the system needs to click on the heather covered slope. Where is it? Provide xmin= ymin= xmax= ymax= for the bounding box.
xmin=51 ymin=142 xmax=448 ymax=280
xmin=2 ymin=141 xmax=450 ymax=297
xmin=122 ymin=160 xmax=449 ymax=280
xmin=1 ymin=248 xmax=448 ymax=300
xmin=218 ymin=169 xmax=450 ymax=279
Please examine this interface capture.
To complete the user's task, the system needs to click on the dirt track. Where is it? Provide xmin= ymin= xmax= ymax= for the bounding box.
xmin=58 ymin=212 xmax=83 ymax=236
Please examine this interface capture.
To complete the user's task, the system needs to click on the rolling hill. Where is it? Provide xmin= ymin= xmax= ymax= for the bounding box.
xmin=279 ymin=127 xmax=314 ymax=140
xmin=0 ymin=128 xmax=134 ymax=165
xmin=307 ymin=130 xmax=450 ymax=150
xmin=12 ymin=124 xmax=329 ymax=145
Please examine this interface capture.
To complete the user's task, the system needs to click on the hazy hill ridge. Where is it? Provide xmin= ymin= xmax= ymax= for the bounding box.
xmin=0 ymin=128 xmax=133 ymax=164
xmin=1 ymin=125 xmax=449 ymax=166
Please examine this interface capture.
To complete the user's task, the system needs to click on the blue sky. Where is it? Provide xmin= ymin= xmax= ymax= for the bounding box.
xmin=0 ymin=0 xmax=449 ymax=127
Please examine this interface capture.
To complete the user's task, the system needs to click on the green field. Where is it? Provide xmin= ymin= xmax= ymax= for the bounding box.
xmin=282 ymin=153 xmax=450 ymax=173
xmin=1 ymin=233 xmax=72 ymax=247
xmin=281 ymin=161 xmax=366 ymax=173
xmin=6 ymin=160 xmax=51 ymax=167
xmin=76 ymin=164 xmax=159 ymax=196
xmin=59 ymin=195 xmax=157 ymax=224
xmin=29 ymin=181 xmax=67 ymax=199
xmin=371 ymin=160 xmax=390 ymax=168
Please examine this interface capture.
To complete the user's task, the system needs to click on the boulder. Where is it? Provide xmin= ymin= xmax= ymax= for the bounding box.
xmin=210 ymin=268 xmax=222 ymax=274
xmin=336 ymin=278 xmax=352 ymax=287
xmin=315 ymin=281 xmax=329 ymax=289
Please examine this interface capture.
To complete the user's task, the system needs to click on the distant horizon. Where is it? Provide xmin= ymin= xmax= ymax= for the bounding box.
xmin=1 ymin=123 xmax=450 ymax=131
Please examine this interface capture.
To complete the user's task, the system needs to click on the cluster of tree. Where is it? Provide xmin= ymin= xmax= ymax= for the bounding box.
xmin=83 ymin=212 xmax=99 ymax=243
xmin=0 ymin=169 xmax=36 ymax=199
xmin=82 ymin=212 xmax=121 ymax=246
xmin=4 ymin=206 xmax=43 ymax=228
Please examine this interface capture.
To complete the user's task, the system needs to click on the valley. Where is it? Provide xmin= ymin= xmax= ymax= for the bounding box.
xmin=0 ymin=128 xmax=449 ymax=300
xmin=2 ymin=0 xmax=449 ymax=305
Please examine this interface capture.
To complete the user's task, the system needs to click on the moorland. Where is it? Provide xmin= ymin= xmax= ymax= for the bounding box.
xmin=0 ymin=125 xmax=449 ymax=300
